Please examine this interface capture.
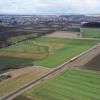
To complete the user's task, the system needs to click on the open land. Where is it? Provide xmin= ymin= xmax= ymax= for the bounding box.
xmin=3 ymin=41 xmax=100 ymax=100
xmin=34 ymin=37 xmax=99 ymax=68
xmin=0 ymin=66 xmax=51 ymax=97
xmin=45 ymin=31 xmax=82 ymax=38
xmin=0 ymin=37 xmax=99 ymax=69
xmin=8 ymin=33 xmax=38 ymax=44
xmin=81 ymin=28 xmax=100 ymax=38
xmin=14 ymin=68 xmax=100 ymax=100
xmin=83 ymin=54 xmax=100 ymax=71
xmin=0 ymin=56 xmax=33 ymax=73
xmin=0 ymin=29 xmax=100 ymax=99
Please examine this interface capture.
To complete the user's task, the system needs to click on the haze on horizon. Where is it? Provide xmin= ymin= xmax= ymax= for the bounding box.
xmin=0 ymin=0 xmax=100 ymax=15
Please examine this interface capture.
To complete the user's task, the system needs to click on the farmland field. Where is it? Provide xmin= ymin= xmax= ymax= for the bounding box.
xmin=15 ymin=68 xmax=100 ymax=100
xmin=0 ymin=40 xmax=49 ymax=59
xmin=1 ymin=41 xmax=48 ymax=53
xmin=83 ymin=54 xmax=100 ymax=71
xmin=0 ymin=37 xmax=99 ymax=68
xmin=8 ymin=33 xmax=38 ymax=43
xmin=0 ymin=66 xmax=50 ymax=97
xmin=0 ymin=56 xmax=33 ymax=73
xmin=81 ymin=28 xmax=100 ymax=38
xmin=45 ymin=31 xmax=81 ymax=38
xmin=34 ymin=37 xmax=99 ymax=67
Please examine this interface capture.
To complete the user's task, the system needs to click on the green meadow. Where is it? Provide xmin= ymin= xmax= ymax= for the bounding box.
xmin=81 ymin=28 xmax=100 ymax=38
xmin=15 ymin=68 xmax=100 ymax=100
xmin=0 ymin=37 xmax=99 ymax=68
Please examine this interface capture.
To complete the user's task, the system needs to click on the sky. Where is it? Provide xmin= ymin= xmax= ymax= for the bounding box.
xmin=0 ymin=0 xmax=100 ymax=15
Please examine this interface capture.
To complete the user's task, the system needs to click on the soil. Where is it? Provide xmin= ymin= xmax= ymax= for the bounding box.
xmin=7 ymin=66 xmax=50 ymax=78
xmin=83 ymin=54 xmax=100 ymax=71
xmin=45 ymin=31 xmax=82 ymax=38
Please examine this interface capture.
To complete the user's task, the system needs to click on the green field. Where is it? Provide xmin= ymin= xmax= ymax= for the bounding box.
xmin=15 ymin=68 xmax=100 ymax=100
xmin=1 ymin=40 xmax=49 ymax=54
xmin=0 ymin=37 xmax=99 ymax=68
xmin=8 ymin=33 xmax=38 ymax=43
xmin=81 ymin=28 xmax=100 ymax=38
xmin=0 ymin=39 xmax=49 ymax=60
xmin=34 ymin=37 xmax=99 ymax=67
xmin=0 ymin=56 xmax=33 ymax=73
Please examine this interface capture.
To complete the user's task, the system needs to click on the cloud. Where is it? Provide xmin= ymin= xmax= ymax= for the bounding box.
xmin=0 ymin=0 xmax=100 ymax=14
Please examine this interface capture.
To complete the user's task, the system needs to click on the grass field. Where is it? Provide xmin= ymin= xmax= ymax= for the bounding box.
xmin=1 ymin=41 xmax=48 ymax=53
xmin=0 ymin=56 xmax=33 ymax=73
xmin=8 ymin=33 xmax=38 ymax=43
xmin=81 ymin=28 xmax=100 ymax=38
xmin=34 ymin=37 xmax=99 ymax=67
xmin=0 ymin=37 xmax=99 ymax=68
xmin=0 ymin=39 xmax=49 ymax=60
xmin=15 ymin=68 xmax=100 ymax=100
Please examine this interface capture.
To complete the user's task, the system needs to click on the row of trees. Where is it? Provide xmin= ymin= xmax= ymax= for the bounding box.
xmin=82 ymin=22 xmax=100 ymax=28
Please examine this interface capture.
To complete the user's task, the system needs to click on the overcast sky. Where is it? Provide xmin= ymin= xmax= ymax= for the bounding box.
xmin=0 ymin=0 xmax=100 ymax=15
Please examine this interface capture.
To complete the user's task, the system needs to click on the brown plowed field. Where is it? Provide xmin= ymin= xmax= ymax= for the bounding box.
xmin=45 ymin=31 xmax=82 ymax=38
xmin=83 ymin=54 xmax=100 ymax=71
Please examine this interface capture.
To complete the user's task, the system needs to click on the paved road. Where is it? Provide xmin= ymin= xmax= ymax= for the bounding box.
xmin=0 ymin=43 xmax=100 ymax=100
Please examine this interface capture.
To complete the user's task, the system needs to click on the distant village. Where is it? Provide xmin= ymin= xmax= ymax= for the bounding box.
xmin=0 ymin=15 xmax=100 ymax=47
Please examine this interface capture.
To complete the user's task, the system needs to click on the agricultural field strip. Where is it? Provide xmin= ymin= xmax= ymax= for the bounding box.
xmin=0 ymin=56 xmax=33 ymax=73
xmin=0 ymin=39 xmax=50 ymax=60
xmin=34 ymin=38 xmax=99 ymax=67
xmin=0 ymin=41 xmax=48 ymax=53
xmin=1 ymin=43 xmax=100 ymax=100
xmin=0 ymin=66 xmax=51 ymax=97
xmin=59 ymin=37 xmax=100 ymax=41
xmin=48 ymin=42 xmax=100 ymax=69
xmin=8 ymin=33 xmax=38 ymax=44
xmin=0 ymin=38 xmax=63 ymax=55
xmin=33 ymin=41 xmax=52 ymax=54
xmin=17 ymin=69 xmax=100 ymax=100
xmin=45 ymin=31 xmax=81 ymax=39
xmin=81 ymin=28 xmax=100 ymax=38
xmin=45 ymin=30 xmax=100 ymax=40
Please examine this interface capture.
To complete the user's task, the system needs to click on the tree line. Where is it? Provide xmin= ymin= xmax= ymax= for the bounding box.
xmin=82 ymin=22 xmax=100 ymax=28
